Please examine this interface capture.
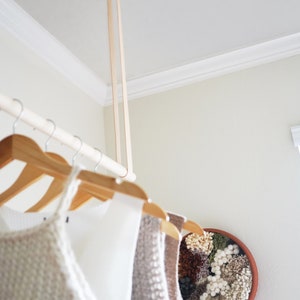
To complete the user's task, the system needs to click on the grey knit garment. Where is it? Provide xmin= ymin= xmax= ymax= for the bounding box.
xmin=132 ymin=215 xmax=170 ymax=300
xmin=164 ymin=213 xmax=185 ymax=300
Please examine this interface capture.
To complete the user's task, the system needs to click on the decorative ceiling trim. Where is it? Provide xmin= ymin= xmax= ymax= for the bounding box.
xmin=1 ymin=1 xmax=300 ymax=107
xmin=0 ymin=0 xmax=107 ymax=105
xmin=105 ymin=32 xmax=300 ymax=105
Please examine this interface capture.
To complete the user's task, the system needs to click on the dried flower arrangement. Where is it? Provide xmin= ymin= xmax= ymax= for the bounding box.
xmin=178 ymin=229 xmax=257 ymax=300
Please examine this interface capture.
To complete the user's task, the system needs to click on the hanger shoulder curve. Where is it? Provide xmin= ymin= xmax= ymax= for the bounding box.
xmin=26 ymin=179 xmax=64 ymax=212
xmin=142 ymin=201 xmax=168 ymax=220
xmin=0 ymin=137 xmax=48 ymax=204
xmin=26 ymin=152 xmax=69 ymax=212
xmin=78 ymin=170 xmax=148 ymax=200
xmin=161 ymin=219 xmax=181 ymax=241
xmin=0 ymin=166 xmax=43 ymax=205
xmin=144 ymin=203 xmax=181 ymax=240
xmin=0 ymin=135 xmax=13 ymax=168
xmin=182 ymin=220 xmax=204 ymax=236
xmin=0 ymin=134 xmax=72 ymax=178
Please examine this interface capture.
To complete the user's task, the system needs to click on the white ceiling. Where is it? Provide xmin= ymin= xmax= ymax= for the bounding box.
xmin=0 ymin=0 xmax=299 ymax=104
xmin=12 ymin=0 xmax=300 ymax=85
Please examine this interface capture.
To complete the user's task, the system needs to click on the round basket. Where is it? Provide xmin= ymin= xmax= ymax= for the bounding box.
xmin=204 ymin=228 xmax=258 ymax=299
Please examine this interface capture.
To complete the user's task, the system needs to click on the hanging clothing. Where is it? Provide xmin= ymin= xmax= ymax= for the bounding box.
xmin=0 ymin=167 xmax=97 ymax=300
xmin=132 ymin=215 xmax=170 ymax=300
xmin=0 ymin=191 xmax=143 ymax=300
xmin=77 ymin=192 xmax=143 ymax=300
xmin=0 ymin=201 xmax=110 ymax=260
xmin=164 ymin=212 xmax=185 ymax=300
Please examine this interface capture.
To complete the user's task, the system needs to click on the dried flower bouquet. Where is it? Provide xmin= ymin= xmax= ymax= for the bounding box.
xmin=178 ymin=229 xmax=257 ymax=300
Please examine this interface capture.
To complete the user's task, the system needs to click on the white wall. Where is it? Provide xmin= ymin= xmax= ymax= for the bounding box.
xmin=0 ymin=26 xmax=106 ymax=210
xmin=104 ymin=55 xmax=300 ymax=299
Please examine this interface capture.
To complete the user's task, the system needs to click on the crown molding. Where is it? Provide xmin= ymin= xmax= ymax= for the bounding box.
xmin=0 ymin=0 xmax=107 ymax=105
xmin=105 ymin=32 xmax=300 ymax=105
xmin=1 ymin=1 xmax=299 ymax=107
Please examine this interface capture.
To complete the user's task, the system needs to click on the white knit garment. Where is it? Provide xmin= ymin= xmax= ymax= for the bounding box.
xmin=0 ymin=167 xmax=97 ymax=300
xmin=132 ymin=215 xmax=170 ymax=300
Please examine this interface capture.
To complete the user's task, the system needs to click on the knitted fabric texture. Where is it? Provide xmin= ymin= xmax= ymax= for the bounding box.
xmin=0 ymin=167 xmax=97 ymax=300
xmin=132 ymin=215 xmax=170 ymax=300
xmin=165 ymin=213 xmax=185 ymax=300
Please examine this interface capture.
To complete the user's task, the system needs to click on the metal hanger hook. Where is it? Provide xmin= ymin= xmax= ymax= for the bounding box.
xmin=45 ymin=119 xmax=56 ymax=152
xmin=94 ymin=148 xmax=104 ymax=172
xmin=72 ymin=135 xmax=83 ymax=166
xmin=12 ymin=99 xmax=24 ymax=134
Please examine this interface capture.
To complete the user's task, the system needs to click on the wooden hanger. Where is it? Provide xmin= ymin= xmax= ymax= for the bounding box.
xmin=0 ymin=162 xmax=44 ymax=205
xmin=0 ymin=134 xmax=180 ymax=239
xmin=0 ymin=117 xmax=72 ymax=209
xmin=0 ymin=152 xmax=67 ymax=207
xmin=182 ymin=220 xmax=204 ymax=236
xmin=161 ymin=219 xmax=181 ymax=240
xmin=25 ymin=153 xmax=71 ymax=212
xmin=0 ymin=134 xmax=147 ymax=198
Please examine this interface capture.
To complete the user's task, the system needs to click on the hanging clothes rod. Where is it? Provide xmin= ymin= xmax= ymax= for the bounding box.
xmin=0 ymin=93 xmax=136 ymax=182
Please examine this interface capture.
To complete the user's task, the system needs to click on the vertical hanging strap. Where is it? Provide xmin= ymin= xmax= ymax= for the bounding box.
xmin=116 ymin=0 xmax=133 ymax=175
xmin=107 ymin=0 xmax=134 ymax=176
xmin=107 ymin=0 xmax=122 ymax=164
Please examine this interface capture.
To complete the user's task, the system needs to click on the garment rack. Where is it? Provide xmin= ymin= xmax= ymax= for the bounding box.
xmin=0 ymin=93 xmax=136 ymax=182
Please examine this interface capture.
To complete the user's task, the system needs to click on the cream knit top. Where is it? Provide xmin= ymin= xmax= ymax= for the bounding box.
xmin=0 ymin=167 xmax=97 ymax=300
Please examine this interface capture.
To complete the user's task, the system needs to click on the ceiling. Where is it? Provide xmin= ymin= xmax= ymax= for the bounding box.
xmin=2 ymin=0 xmax=300 ymax=104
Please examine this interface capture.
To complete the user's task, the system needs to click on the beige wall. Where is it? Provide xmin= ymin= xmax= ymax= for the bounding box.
xmin=1 ymin=18 xmax=300 ymax=299
xmin=104 ymin=55 xmax=300 ymax=299
xmin=0 ymin=26 xmax=106 ymax=210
